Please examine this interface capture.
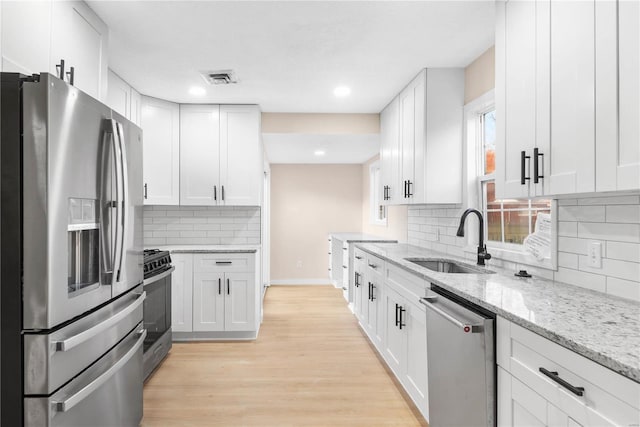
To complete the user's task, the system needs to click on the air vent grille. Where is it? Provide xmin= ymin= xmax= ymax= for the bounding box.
xmin=201 ymin=70 xmax=238 ymax=85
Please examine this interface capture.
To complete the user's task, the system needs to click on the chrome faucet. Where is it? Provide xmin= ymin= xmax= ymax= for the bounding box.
xmin=456 ymin=208 xmax=492 ymax=266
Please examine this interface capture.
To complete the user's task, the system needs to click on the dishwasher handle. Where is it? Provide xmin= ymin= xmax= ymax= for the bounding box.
xmin=419 ymin=297 xmax=484 ymax=333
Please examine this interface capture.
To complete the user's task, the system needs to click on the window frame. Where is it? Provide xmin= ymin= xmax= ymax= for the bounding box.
xmin=369 ymin=160 xmax=387 ymax=226
xmin=463 ymin=91 xmax=557 ymax=270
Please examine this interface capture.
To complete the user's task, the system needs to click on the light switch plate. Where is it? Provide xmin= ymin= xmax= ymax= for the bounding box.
xmin=588 ymin=241 xmax=602 ymax=268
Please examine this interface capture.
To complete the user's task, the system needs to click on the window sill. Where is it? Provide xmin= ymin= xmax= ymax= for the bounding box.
xmin=462 ymin=244 xmax=555 ymax=271
xmin=370 ymin=219 xmax=388 ymax=227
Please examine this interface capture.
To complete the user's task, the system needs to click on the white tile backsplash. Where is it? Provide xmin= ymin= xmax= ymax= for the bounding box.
xmin=144 ymin=206 xmax=261 ymax=246
xmin=408 ymin=197 xmax=640 ymax=302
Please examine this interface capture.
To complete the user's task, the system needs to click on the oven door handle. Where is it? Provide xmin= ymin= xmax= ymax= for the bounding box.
xmin=143 ymin=266 xmax=175 ymax=287
xmin=53 ymin=292 xmax=146 ymax=352
xmin=53 ymin=328 xmax=147 ymax=413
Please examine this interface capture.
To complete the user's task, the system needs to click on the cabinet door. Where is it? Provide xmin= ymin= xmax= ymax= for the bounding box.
xmin=1 ymin=1 xmax=51 ymax=75
xmin=130 ymin=87 xmax=142 ymax=127
xmin=219 ymin=105 xmax=262 ymax=206
xmin=50 ymin=1 xmax=108 ymax=101
xmin=424 ymin=68 xmax=464 ymax=204
xmin=224 ymin=272 xmax=256 ymax=332
xmin=544 ymin=0 xmax=595 ymax=195
xmin=192 ymin=272 xmax=225 ymax=332
xmin=495 ymin=0 xmax=536 ymax=199
xmin=380 ymin=97 xmax=401 ymax=204
xmin=170 ymin=254 xmax=193 ymax=333
xmin=499 ymin=369 xmax=548 ymax=427
xmin=404 ymin=300 xmax=428 ymax=418
xmin=353 ymin=270 xmax=364 ymax=321
xmin=141 ymin=96 xmax=180 ymax=205
xmin=616 ymin=0 xmax=640 ymax=191
xmin=411 ymin=70 xmax=427 ymax=204
xmin=180 ymin=104 xmax=221 ymax=205
xmin=399 ymin=79 xmax=416 ymax=203
xmin=383 ymin=286 xmax=405 ymax=376
xmin=369 ymin=280 xmax=385 ymax=348
xmin=107 ymin=70 xmax=130 ymax=119
xmin=356 ymin=272 xmax=369 ymax=324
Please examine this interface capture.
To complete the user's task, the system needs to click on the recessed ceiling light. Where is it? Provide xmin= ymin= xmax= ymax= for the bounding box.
xmin=314 ymin=150 xmax=325 ymax=156
xmin=333 ymin=86 xmax=351 ymax=97
xmin=189 ymin=86 xmax=206 ymax=96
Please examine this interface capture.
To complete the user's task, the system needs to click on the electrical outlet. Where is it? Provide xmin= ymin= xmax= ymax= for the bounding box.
xmin=296 ymin=260 xmax=303 ymax=269
xmin=588 ymin=241 xmax=602 ymax=268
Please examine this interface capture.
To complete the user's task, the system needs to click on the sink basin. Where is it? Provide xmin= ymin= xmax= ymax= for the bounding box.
xmin=404 ymin=258 xmax=495 ymax=274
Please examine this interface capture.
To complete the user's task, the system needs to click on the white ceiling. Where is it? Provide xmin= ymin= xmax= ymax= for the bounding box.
xmin=263 ymin=133 xmax=380 ymax=164
xmin=88 ymin=1 xmax=495 ymax=113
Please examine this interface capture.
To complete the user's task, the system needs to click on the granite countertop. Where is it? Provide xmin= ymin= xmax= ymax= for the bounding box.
xmin=356 ymin=242 xmax=640 ymax=383
xmin=155 ymin=245 xmax=260 ymax=254
xmin=330 ymin=232 xmax=398 ymax=243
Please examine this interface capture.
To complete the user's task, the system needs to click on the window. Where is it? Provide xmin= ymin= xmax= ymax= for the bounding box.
xmin=370 ymin=161 xmax=387 ymax=225
xmin=477 ymin=109 xmax=551 ymax=248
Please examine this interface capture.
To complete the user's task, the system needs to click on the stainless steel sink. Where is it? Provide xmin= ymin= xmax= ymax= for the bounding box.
xmin=405 ymin=258 xmax=495 ymax=274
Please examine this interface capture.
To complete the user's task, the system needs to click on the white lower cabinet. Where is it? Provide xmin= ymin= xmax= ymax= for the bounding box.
xmin=353 ymin=250 xmax=429 ymax=422
xmin=497 ymin=317 xmax=640 ymax=427
xmin=170 ymin=253 xmax=193 ymax=333
xmin=171 ymin=252 xmax=259 ymax=339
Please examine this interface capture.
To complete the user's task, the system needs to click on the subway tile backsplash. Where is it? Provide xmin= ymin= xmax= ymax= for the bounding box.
xmin=143 ymin=206 xmax=261 ymax=246
xmin=407 ymin=195 xmax=640 ymax=302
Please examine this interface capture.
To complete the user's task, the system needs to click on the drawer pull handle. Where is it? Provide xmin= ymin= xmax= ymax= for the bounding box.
xmin=368 ymin=263 xmax=377 ymax=269
xmin=355 ymin=256 xmax=363 ymax=260
xmin=539 ymin=367 xmax=584 ymax=396
xmin=215 ymin=261 xmax=232 ymax=265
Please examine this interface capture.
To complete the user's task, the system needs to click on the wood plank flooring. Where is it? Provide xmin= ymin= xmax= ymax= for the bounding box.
xmin=142 ymin=285 xmax=427 ymax=426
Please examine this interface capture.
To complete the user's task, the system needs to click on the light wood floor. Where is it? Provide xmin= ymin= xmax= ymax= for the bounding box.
xmin=142 ymin=285 xmax=427 ymax=427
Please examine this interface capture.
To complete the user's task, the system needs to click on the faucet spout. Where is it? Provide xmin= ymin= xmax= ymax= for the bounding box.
xmin=456 ymin=208 xmax=491 ymax=266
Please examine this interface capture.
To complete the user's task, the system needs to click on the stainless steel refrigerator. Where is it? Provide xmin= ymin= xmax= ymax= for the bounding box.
xmin=1 ymin=72 xmax=145 ymax=426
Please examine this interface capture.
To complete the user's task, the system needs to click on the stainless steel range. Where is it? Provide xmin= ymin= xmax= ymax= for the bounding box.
xmin=143 ymin=249 xmax=174 ymax=380
xmin=0 ymin=72 xmax=145 ymax=426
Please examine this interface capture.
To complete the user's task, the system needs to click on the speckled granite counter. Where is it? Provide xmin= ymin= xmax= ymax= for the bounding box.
xmin=356 ymin=242 xmax=640 ymax=383
xmin=154 ymin=245 xmax=260 ymax=253
xmin=330 ymin=232 xmax=397 ymax=243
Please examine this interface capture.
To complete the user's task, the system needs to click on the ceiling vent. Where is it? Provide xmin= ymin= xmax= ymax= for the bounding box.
xmin=201 ymin=70 xmax=238 ymax=85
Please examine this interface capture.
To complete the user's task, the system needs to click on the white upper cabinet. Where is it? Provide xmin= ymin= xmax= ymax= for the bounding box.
xmin=180 ymin=104 xmax=221 ymax=206
xmin=380 ymin=97 xmax=401 ymax=204
xmin=219 ymin=105 xmax=262 ymax=206
xmin=130 ymin=87 xmax=142 ymax=126
xmin=1 ymin=0 xmax=108 ymax=102
xmin=50 ymin=1 xmax=108 ymax=102
xmin=107 ymin=70 xmax=130 ymax=118
xmin=141 ymin=96 xmax=180 ymax=205
xmin=597 ymin=0 xmax=640 ymax=192
xmin=497 ymin=0 xmax=639 ymax=199
xmin=1 ymin=1 xmax=52 ymax=75
xmin=381 ymin=68 xmax=463 ymax=205
xmin=181 ymin=104 xmax=262 ymax=206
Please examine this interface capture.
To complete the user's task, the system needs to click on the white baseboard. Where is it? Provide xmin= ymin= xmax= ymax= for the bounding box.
xmin=270 ymin=279 xmax=333 ymax=286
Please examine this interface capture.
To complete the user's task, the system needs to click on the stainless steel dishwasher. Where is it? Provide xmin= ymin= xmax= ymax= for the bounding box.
xmin=419 ymin=285 xmax=495 ymax=427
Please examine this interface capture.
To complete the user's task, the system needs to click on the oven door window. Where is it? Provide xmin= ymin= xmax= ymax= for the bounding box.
xmin=143 ymin=275 xmax=170 ymax=351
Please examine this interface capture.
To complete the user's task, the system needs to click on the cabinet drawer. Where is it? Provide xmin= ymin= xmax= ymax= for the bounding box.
xmin=193 ymin=253 xmax=255 ymax=273
xmin=385 ymin=263 xmax=428 ymax=302
xmin=365 ymin=253 xmax=385 ymax=277
xmin=354 ymin=248 xmax=366 ymax=265
xmin=497 ymin=317 xmax=640 ymax=426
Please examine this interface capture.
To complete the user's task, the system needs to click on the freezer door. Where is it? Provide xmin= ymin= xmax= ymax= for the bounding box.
xmin=24 ymin=322 xmax=145 ymax=427
xmin=24 ymin=285 xmax=145 ymax=395
xmin=110 ymin=110 xmax=144 ymax=298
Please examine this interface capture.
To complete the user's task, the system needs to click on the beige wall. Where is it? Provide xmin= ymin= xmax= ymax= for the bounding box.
xmin=361 ymin=155 xmax=408 ymax=241
xmin=262 ymin=113 xmax=379 ymax=134
xmin=270 ymin=164 xmax=363 ymax=281
xmin=464 ymin=46 xmax=495 ymax=104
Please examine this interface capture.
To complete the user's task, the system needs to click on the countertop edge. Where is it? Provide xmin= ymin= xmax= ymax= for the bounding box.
xmin=355 ymin=243 xmax=640 ymax=384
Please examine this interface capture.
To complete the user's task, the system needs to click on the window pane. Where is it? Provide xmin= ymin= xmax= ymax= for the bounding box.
xmin=502 ymin=199 xmax=531 ymax=210
xmin=487 ymin=211 xmax=502 ymax=242
xmin=485 ymin=181 xmax=501 ymax=210
xmin=504 ymin=210 xmax=529 ymax=244
xmin=483 ymin=110 xmax=496 ymax=174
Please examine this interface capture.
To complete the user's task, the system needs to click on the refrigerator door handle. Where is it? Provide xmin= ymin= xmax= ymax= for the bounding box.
xmin=107 ymin=120 xmax=124 ymax=288
xmin=114 ymin=120 xmax=128 ymax=283
xmin=53 ymin=292 xmax=146 ymax=352
xmin=52 ymin=328 xmax=147 ymax=413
